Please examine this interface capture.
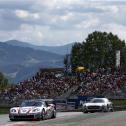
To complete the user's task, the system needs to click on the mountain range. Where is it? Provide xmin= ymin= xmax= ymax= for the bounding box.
xmin=5 ymin=40 xmax=72 ymax=55
xmin=0 ymin=40 xmax=73 ymax=83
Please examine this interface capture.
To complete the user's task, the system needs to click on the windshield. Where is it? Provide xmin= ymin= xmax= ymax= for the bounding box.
xmin=90 ymin=99 xmax=104 ymax=103
xmin=21 ymin=101 xmax=43 ymax=107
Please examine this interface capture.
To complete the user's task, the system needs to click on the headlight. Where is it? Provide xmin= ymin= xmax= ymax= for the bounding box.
xmin=10 ymin=109 xmax=16 ymax=113
xmin=32 ymin=108 xmax=40 ymax=112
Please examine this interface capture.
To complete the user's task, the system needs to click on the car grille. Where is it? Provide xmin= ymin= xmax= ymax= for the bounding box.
xmin=14 ymin=115 xmax=34 ymax=119
xmin=87 ymin=106 xmax=100 ymax=110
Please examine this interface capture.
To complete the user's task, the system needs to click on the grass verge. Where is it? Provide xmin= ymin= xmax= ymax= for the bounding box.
xmin=0 ymin=107 xmax=10 ymax=114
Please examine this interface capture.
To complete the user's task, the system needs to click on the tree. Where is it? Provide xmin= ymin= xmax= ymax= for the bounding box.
xmin=0 ymin=72 xmax=10 ymax=90
xmin=121 ymin=46 xmax=126 ymax=67
xmin=71 ymin=42 xmax=83 ymax=71
xmin=71 ymin=31 xmax=126 ymax=70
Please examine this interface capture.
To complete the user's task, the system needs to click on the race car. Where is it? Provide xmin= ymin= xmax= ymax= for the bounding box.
xmin=82 ymin=98 xmax=113 ymax=113
xmin=9 ymin=99 xmax=56 ymax=121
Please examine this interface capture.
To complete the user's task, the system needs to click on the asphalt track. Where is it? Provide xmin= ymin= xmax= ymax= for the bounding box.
xmin=1 ymin=111 xmax=126 ymax=126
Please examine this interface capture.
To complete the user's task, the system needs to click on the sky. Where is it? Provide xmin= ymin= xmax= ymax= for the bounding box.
xmin=0 ymin=0 xmax=126 ymax=46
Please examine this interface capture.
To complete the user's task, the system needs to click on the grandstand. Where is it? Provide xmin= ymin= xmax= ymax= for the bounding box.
xmin=0 ymin=67 xmax=126 ymax=106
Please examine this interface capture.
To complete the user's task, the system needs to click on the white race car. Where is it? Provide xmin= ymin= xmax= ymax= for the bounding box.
xmin=82 ymin=98 xmax=113 ymax=113
xmin=9 ymin=99 xmax=56 ymax=121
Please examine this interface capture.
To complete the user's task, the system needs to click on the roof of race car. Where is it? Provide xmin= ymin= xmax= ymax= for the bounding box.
xmin=91 ymin=97 xmax=108 ymax=100
xmin=90 ymin=97 xmax=109 ymax=102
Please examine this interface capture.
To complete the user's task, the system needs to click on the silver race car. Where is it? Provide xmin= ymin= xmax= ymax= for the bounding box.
xmin=82 ymin=98 xmax=113 ymax=113
xmin=9 ymin=99 xmax=56 ymax=121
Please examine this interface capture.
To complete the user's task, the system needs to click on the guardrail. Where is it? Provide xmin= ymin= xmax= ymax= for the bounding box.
xmin=113 ymin=106 xmax=126 ymax=111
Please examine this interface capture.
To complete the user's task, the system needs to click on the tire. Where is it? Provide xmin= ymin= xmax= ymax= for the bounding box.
xmin=41 ymin=109 xmax=45 ymax=120
xmin=84 ymin=111 xmax=88 ymax=113
xmin=102 ymin=105 xmax=109 ymax=112
xmin=110 ymin=107 xmax=114 ymax=112
xmin=109 ymin=104 xmax=114 ymax=112
xmin=82 ymin=108 xmax=88 ymax=113
xmin=51 ymin=110 xmax=56 ymax=119
xmin=106 ymin=105 xmax=110 ymax=112
xmin=10 ymin=119 xmax=15 ymax=121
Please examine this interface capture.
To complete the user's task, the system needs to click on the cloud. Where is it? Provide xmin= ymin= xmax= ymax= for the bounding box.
xmin=75 ymin=16 xmax=100 ymax=29
xmin=15 ymin=10 xmax=40 ymax=20
xmin=103 ymin=23 xmax=126 ymax=41
xmin=0 ymin=0 xmax=126 ymax=45
xmin=15 ymin=10 xmax=29 ymax=19
xmin=0 ymin=0 xmax=34 ymax=11
xmin=11 ymin=24 xmax=49 ymax=45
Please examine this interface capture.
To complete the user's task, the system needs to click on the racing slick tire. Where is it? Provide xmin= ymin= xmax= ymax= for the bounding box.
xmin=82 ymin=108 xmax=88 ymax=113
xmin=102 ymin=105 xmax=110 ymax=112
xmin=10 ymin=119 xmax=15 ymax=121
xmin=51 ymin=110 xmax=56 ymax=119
xmin=41 ymin=109 xmax=45 ymax=120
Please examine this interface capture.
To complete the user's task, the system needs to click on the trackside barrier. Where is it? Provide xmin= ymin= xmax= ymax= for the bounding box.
xmin=55 ymin=99 xmax=67 ymax=111
xmin=113 ymin=106 xmax=126 ymax=111
xmin=1 ymin=96 xmax=126 ymax=113
xmin=67 ymin=102 xmax=76 ymax=110
xmin=56 ymin=103 xmax=67 ymax=111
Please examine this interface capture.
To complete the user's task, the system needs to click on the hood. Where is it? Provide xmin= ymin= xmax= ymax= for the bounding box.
xmin=18 ymin=107 xmax=35 ymax=114
xmin=84 ymin=102 xmax=105 ymax=106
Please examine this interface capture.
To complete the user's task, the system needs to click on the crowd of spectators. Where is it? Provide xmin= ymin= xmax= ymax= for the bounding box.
xmin=0 ymin=70 xmax=78 ymax=104
xmin=0 ymin=67 xmax=126 ymax=105
xmin=75 ymin=68 xmax=126 ymax=97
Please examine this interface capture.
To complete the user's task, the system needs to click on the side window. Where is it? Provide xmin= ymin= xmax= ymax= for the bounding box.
xmin=42 ymin=102 xmax=46 ymax=107
xmin=45 ymin=101 xmax=49 ymax=107
xmin=43 ymin=101 xmax=48 ymax=107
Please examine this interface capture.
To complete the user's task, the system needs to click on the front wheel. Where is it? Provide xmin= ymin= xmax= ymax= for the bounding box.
xmin=41 ymin=109 xmax=45 ymax=120
xmin=102 ymin=105 xmax=109 ymax=112
xmin=10 ymin=119 xmax=15 ymax=121
xmin=109 ymin=107 xmax=114 ymax=112
xmin=82 ymin=108 xmax=88 ymax=113
xmin=51 ymin=110 xmax=56 ymax=118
